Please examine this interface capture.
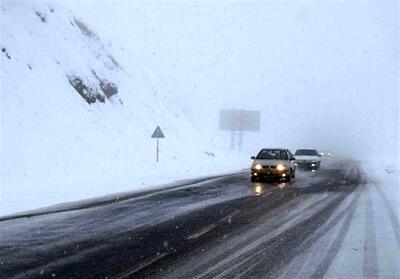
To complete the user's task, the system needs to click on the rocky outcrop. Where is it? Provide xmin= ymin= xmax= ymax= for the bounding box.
xmin=67 ymin=75 xmax=105 ymax=104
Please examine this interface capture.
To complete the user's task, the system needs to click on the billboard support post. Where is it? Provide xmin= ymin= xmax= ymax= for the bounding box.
xmin=230 ymin=130 xmax=244 ymax=150
xmin=219 ymin=109 xmax=260 ymax=150
xmin=238 ymin=130 xmax=243 ymax=151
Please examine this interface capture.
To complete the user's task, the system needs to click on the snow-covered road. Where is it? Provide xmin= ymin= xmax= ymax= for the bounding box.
xmin=279 ymin=167 xmax=400 ymax=278
xmin=136 ymin=161 xmax=400 ymax=279
xmin=0 ymin=160 xmax=399 ymax=278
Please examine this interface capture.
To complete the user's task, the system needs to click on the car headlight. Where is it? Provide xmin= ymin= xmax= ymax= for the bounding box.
xmin=277 ymin=164 xmax=285 ymax=171
xmin=254 ymin=164 xmax=262 ymax=170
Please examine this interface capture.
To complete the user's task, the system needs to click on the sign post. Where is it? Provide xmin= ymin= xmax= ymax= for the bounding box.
xmin=151 ymin=126 xmax=165 ymax=163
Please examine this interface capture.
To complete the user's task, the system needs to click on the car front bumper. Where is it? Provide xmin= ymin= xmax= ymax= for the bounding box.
xmin=251 ymin=169 xmax=290 ymax=179
xmin=296 ymin=161 xmax=320 ymax=170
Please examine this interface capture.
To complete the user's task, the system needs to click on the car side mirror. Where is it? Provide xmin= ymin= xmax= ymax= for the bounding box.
xmin=251 ymin=156 xmax=256 ymax=160
xmin=290 ymin=157 xmax=296 ymax=161
xmin=318 ymin=154 xmax=322 ymax=157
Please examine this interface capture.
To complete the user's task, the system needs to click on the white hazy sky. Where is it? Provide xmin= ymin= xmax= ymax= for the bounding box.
xmin=68 ymin=0 xmax=399 ymax=161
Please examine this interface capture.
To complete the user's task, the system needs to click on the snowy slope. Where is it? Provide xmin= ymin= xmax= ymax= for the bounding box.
xmin=0 ymin=1 xmax=247 ymax=216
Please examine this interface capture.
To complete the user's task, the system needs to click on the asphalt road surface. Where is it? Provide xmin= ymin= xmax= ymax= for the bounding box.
xmin=2 ymin=159 xmax=398 ymax=279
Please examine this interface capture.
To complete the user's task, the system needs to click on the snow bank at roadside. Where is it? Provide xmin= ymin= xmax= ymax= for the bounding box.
xmin=362 ymin=161 xmax=399 ymax=217
xmin=0 ymin=1 xmax=250 ymax=216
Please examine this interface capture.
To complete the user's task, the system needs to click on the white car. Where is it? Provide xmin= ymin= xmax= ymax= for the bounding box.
xmin=251 ymin=148 xmax=296 ymax=182
xmin=294 ymin=149 xmax=321 ymax=170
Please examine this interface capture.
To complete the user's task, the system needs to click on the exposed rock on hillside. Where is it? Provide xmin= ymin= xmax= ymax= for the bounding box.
xmin=68 ymin=75 xmax=105 ymax=104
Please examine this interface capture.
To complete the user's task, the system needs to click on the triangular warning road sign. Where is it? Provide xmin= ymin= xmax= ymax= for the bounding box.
xmin=151 ymin=126 xmax=165 ymax=138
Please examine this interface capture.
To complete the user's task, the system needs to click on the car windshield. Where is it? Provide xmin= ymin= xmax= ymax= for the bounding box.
xmin=295 ymin=149 xmax=319 ymax=156
xmin=257 ymin=150 xmax=288 ymax=160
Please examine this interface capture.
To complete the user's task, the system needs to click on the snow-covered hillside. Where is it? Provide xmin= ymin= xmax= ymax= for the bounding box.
xmin=0 ymin=1 xmax=247 ymax=216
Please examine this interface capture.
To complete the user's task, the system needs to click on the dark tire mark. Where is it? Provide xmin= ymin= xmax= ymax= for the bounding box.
xmin=218 ymin=187 xmax=359 ymax=278
xmin=372 ymin=181 xmax=400 ymax=249
xmin=309 ymin=188 xmax=362 ymax=278
xmin=134 ymin=187 xmax=303 ymax=279
xmin=362 ymin=185 xmax=379 ymax=279
xmin=1 ymin=165 xmax=364 ymax=279
xmin=184 ymin=194 xmax=337 ymax=279
xmin=135 ymin=168 xmax=361 ymax=279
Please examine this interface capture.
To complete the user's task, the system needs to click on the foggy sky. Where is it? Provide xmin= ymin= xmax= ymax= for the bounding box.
xmin=69 ymin=0 xmax=399 ymax=161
